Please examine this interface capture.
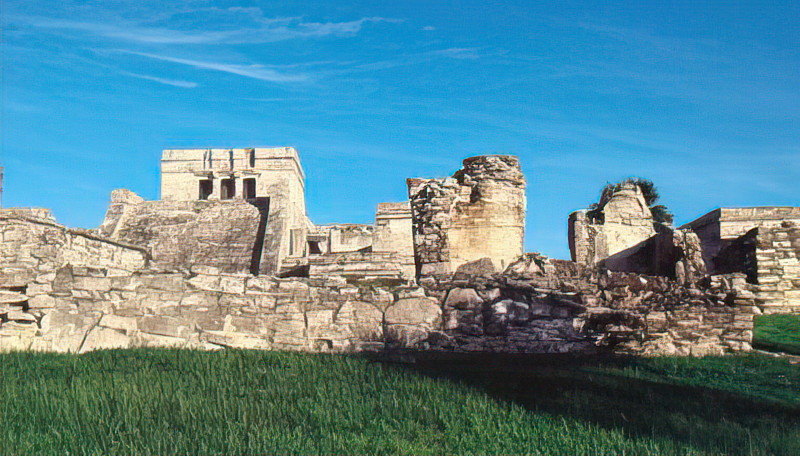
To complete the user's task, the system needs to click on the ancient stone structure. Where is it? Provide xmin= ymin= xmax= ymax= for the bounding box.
xmin=569 ymin=183 xmax=656 ymax=266
xmin=681 ymin=207 xmax=800 ymax=273
xmin=97 ymin=189 xmax=263 ymax=274
xmin=161 ymin=148 xmax=312 ymax=270
xmin=680 ymin=208 xmax=800 ymax=314
xmin=407 ymin=155 xmax=526 ymax=276
xmin=0 ymin=149 xmax=784 ymax=355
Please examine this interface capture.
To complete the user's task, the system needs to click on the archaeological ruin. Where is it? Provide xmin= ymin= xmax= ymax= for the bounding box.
xmin=0 ymin=148 xmax=797 ymax=355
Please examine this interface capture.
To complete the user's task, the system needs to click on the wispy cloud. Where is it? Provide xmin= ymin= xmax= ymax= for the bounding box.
xmin=430 ymin=47 xmax=483 ymax=60
xmin=116 ymin=50 xmax=309 ymax=83
xmin=11 ymin=14 xmax=392 ymax=45
xmin=422 ymin=26 xmax=436 ymax=31
xmin=120 ymin=71 xmax=198 ymax=88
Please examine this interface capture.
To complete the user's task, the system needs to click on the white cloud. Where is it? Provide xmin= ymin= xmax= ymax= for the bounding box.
xmin=120 ymin=71 xmax=198 ymax=88
xmin=117 ymin=51 xmax=309 ymax=83
xmin=422 ymin=26 xmax=436 ymax=31
xmin=11 ymin=14 xmax=392 ymax=45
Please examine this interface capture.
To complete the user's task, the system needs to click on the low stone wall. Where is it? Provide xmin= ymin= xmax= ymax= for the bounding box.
xmin=0 ymin=209 xmax=147 ymax=288
xmin=0 ymin=250 xmax=756 ymax=357
xmin=421 ymin=255 xmax=754 ymax=356
xmin=0 ymin=263 xmax=439 ymax=353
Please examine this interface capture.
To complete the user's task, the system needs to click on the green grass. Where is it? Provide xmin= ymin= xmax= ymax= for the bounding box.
xmin=0 ymin=349 xmax=798 ymax=455
xmin=754 ymin=314 xmax=800 ymax=355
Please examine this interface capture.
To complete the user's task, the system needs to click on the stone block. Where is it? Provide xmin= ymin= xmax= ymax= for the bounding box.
xmin=98 ymin=314 xmax=138 ymax=333
xmin=385 ymin=297 xmax=441 ymax=328
xmin=444 ymin=288 xmax=483 ymax=310
xmin=79 ymin=327 xmax=131 ymax=353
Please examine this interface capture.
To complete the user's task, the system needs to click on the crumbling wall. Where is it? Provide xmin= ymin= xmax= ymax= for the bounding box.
xmin=0 ymin=226 xmax=755 ymax=357
xmin=569 ymin=184 xmax=656 ymax=265
xmin=753 ymin=222 xmax=800 ymax=314
xmin=602 ymin=225 xmax=706 ymax=284
xmin=682 ymin=207 xmax=800 ymax=273
xmin=419 ymin=255 xmax=754 ymax=356
xmin=97 ymin=190 xmax=264 ymax=274
xmin=407 ymin=155 xmax=526 ymax=276
xmin=0 ymin=209 xmax=147 ymax=288
xmin=709 ymin=222 xmax=800 ymax=314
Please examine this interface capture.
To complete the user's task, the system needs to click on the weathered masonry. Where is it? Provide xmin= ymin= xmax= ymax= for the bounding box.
xmin=569 ymin=190 xmax=800 ymax=314
xmin=160 ymin=148 xmax=312 ymax=273
xmin=408 ymin=155 xmax=526 ymax=276
xmin=683 ymin=208 xmax=800 ymax=314
xmin=1 ymin=148 xmax=790 ymax=355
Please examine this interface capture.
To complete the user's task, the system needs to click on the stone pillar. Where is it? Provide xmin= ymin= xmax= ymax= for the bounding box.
xmin=408 ymin=155 xmax=526 ymax=277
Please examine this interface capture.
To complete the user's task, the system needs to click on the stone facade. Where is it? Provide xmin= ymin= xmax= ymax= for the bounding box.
xmin=161 ymin=148 xmax=312 ymax=268
xmin=408 ymin=155 xmax=526 ymax=276
xmin=714 ymin=222 xmax=800 ymax=314
xmin=97 ymin=189 xmax=264 ymax=274
xmin=0 ymin=152 xmax=777 ymax=356
xmin=682 ymin=207 xmax=800 ymax=273
xmin=569 ymin=184 xmax=656 ymax=265
xmin=0 ymin=241 xmax=755 ymax=356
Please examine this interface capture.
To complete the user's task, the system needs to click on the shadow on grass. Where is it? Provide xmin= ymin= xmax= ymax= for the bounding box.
xmin=377 ymin=352 xmax=800 ymax=455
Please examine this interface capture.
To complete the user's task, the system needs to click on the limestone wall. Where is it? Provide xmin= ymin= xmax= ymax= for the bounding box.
xmin=408 ymin=155 xmax=526 ymax=276
xmin=1 ymin=209 xmax=147 ymax=289
xmin=601 ymin=226 xmax=706 ymax=284
xmin=753 ymin=222 xmax=800 ymax=314
xmin=97 ymin=190 xmax=263 ymax=274
xmin=682 ymin=207 xmax=800 ymax=273
xmin=0 ymin=253 xmax=755 ymax=356
xmin=373 ymin=202 xmax=413 ymax=256
xmin=160 ymin=147 xmax=310 ymax=270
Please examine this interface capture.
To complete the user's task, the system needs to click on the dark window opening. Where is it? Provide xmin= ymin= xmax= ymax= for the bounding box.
xmin=244 ymin=178 xmax=257 ymax=199
xmin=221 ymin=178 xmax=235 ymax=200
xmin=199 ymin=180 xmax=213 ymax=200
xmin=249 ymin=149 xmax=256 ymax=167
xmin=249 ymin=197 xmax=270 ymax=275
xmin=308 ymin=240 xmax=322 ymax=255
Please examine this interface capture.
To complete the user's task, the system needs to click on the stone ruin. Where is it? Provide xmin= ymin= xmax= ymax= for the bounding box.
xmin=570 ymin=186 xmax=800 ymax=315
xmin=0 ymin=148 xmax=796 ymax=355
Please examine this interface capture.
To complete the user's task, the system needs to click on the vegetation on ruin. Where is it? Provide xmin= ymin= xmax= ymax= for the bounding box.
xmin=754 ymin=313 xmax=800 ymax=355
xmin=1 ymin=349 xmax=798 ymax=455
xmin=586 ymin=177 xmax=675 ymax=225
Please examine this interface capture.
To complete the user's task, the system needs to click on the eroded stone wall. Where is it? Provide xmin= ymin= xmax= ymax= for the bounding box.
xmin=0 ymin=254 xmax=755 ymax=356
xmin=97 ymin=190 xmax=266 ymax=274
xmin=682 ymin=207 xmax=800 ymax=273
xmin=408 ymin=155 xmax=526 ymax=276
xmin=1 ymin=208 xmax=147 ymax=289
xmin=754 ymin=222 xmax=800 ymax=313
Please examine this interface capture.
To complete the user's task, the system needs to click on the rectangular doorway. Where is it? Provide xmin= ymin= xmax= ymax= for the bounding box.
xmin=244 ymin=178 xmax=257 ymax=199
xmin=199 ymin=180 xmax=213 ymax=200
xmin=221 ymin=178 xmax=235 ymax=199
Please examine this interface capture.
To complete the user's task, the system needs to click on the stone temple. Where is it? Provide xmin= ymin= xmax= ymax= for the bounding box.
xmin=0 ymin=147 xmax=797 ymax=355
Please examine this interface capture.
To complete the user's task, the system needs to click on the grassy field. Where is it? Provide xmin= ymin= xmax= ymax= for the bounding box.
xmin=0 ymin=349 xmax=798 ymax=455
xmin=754 ymin=314 xmax=800 ymax=355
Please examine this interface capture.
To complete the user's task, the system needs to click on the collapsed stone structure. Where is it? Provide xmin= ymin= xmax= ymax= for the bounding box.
xmin=0 ymin=148 xmax=792 ymax=355
xmin=569 ymin=186 xmax=799 ymax=314
xmin=408 ymin=155 xmax=526 ymax=276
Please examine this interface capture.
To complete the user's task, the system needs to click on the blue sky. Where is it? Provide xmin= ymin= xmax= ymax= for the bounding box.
xmin=2 ymin=0 xmax=798 ymax=259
